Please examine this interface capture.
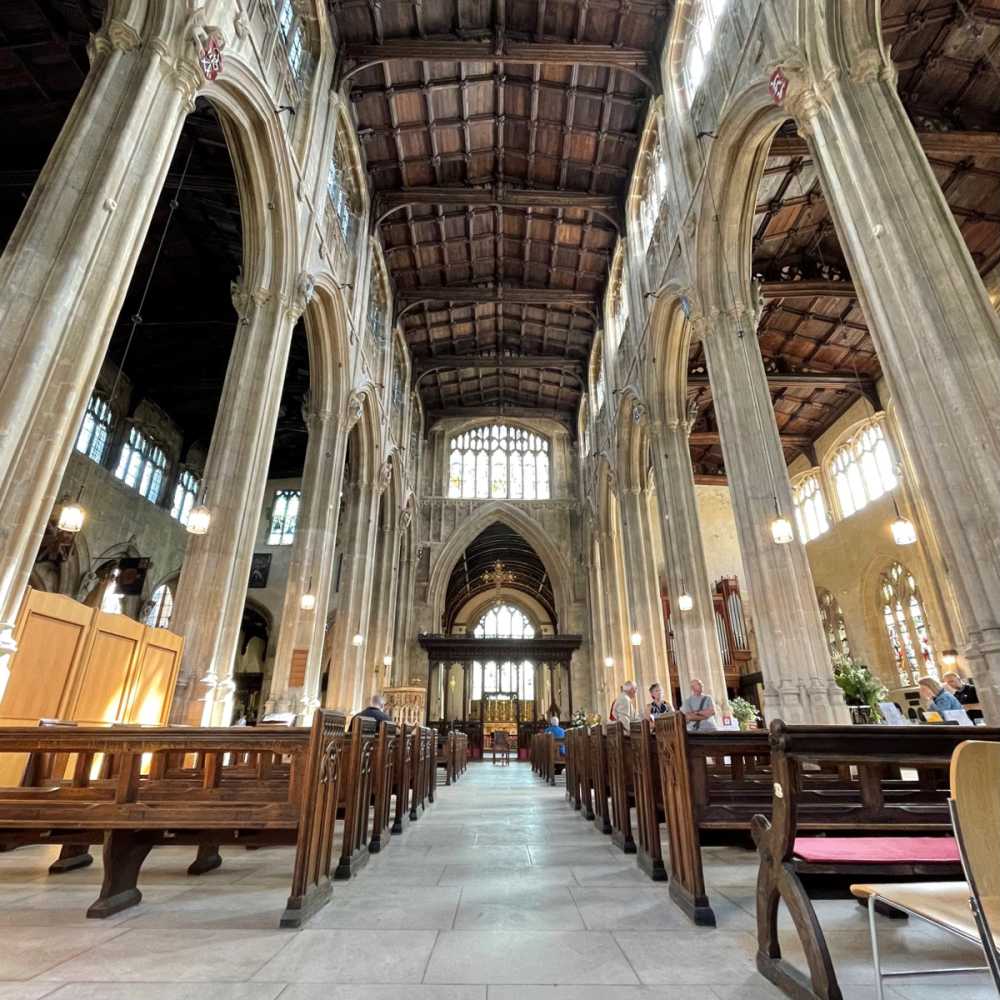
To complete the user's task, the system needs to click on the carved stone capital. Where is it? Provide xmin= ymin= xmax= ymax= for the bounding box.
xmin=347 ymin=394 xmax=364 ymax=428
xmin=287 ymin=270 xmax=316 ymax=321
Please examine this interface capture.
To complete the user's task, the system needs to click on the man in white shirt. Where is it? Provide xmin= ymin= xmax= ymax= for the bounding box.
xmin=680 ymin=678 xmax=717 ymax=732
xmin=611 ymin=681 xmax=640 ymax=728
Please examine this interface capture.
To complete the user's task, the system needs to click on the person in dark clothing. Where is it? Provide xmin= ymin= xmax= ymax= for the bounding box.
xmin=356 ymin=694 xmax=393 ymax=723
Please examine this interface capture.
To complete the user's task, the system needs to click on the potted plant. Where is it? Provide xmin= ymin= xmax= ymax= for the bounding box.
xmin=832 ymin=654 xmax=887 ymax=723
xmin=728 ymin=696 xmax=760 ymax=731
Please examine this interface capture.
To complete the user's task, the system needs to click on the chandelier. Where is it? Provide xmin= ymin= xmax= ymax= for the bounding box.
xmin=482 ymin=559 xmax=516 ymax=606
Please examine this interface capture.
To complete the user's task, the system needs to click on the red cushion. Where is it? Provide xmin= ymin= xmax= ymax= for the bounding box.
xmin=792 ymin=836 xmax=960 ymax=864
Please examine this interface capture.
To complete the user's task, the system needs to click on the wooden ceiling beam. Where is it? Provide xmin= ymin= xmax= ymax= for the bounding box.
xmin=694 ymin=474 xmax=728 ymax=486
xmin=376 ymin=186 xmax=622 ymax=227
xmin=343 ymin=40 xmax=653 ymax=86
xmin=769 ymin=130 xmax=1000 ymax=160
xmin=426 ymin=405 xmax=576 ymax=427
xmin=396 ymin=285 xmax=595 ymax=307
xmin=689 ymin=430 xmax=813 ymax=449
xmin=760 ymin=279 xmax=857 ymax=299
xmin=413 ymin=354 xmax=586 ymax=375
xmin=687 ymin=372 xmax=876 ymax=395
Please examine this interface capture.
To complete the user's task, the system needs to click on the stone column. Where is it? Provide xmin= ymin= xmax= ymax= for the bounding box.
xmin=785 ymin=49 xmax=1000 ymax=719
xmin=324 ymin=473 xmax=380 ymax=713
xmin=618 ymin=486 xmax=671 ymax=700
xmin=390 ymin=514 xmax=415 ymax=682
xmin=649 ymin=417 xmax=729 ymax=707
xmin=170 ymin=283 xmax=303 ymax=725
xmin=700 ymin=305 xmax=848 ymax=724
xmin=597 ymin=527 xmax=631 ymax=694
xmin=267 ymin=404 xmax=348 ymax=717
xmin=0 ymin=16 xmax=196 ymax=638
xmin=366 ymin=507 xmax=402 ymax=699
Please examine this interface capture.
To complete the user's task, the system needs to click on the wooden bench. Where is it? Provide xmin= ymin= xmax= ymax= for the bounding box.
xmin=421 ymin=726 xmax=436 ymax=806
xmin=391 ymin=723 xmax=416 ymax=834
xmin=589 ymin=724 xmax=613 ymax=835
xmin=367 ymin=720 xmax=398 ymax=855
xmin=0 ymin=709 xmax=348 ymax=927
xmin=435 ymin=731 xmax=456 ymax=786
xmin=629 ymin=719 xmax=666 ymax=880
xmin=605 ymin=722 xmax=636 ymax=853
xmin=753 ymin=721 xmax=1000 ymax=1000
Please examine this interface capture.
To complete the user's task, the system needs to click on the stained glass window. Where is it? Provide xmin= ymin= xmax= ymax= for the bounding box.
xmin=879 ymin=561 xmax=936 ymax=687
xmin=474 ymin=604 xmax=536 ymax=639
xmin=327 ymin=127 xmax=362 ymax=245
xmin=115 ymin=427 xmax=166 ymax=504
xmin=268 ymin=489 xmax=301 ymax=545
xmin=829 ymin=420 xmax=897 ymax=518
xmin=448 ymin=425 xmax=550 ymax=500
xmin=471 ymin=659 xmax=535 ymax=700
xmin=793 ymin=473 xmax=830 ymax=542
xmin=170 ymin=470 xmax=199 ymax=526
xmin=75 ymin=394 xmax=112 ymax=465
xmin=275 ymin=0 xmax=305 ymax=77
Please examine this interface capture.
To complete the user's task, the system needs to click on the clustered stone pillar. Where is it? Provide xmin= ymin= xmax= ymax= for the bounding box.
xmin=786 ymin=47 xmax=1000 ymax=720
xmin=365 ymin=506 xmax=403 ymax=701
xmin=618 ymin=485 xmax=671 ymax=701
xmin=699 ymin=305 xmax=849 ymax=724
xmin=267 ymin=404 xmax=349 ymax=718
xmin=597 ymin=524 xmax=632 ymax=697
xmin=171 ymin=284 xmax=303 ymax=725
xmin=0 ymin=16 xmax=195 ymax=652
xmin=648 ymin=417 xmax=729 ymax=708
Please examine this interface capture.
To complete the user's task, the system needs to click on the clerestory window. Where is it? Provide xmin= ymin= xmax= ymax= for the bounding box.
xmin=448 ymin=424 xmax=550 ymax=500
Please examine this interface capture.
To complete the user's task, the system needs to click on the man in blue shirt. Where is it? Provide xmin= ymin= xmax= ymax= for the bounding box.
xmin=544 ymin=715 xmax=566 ymax=755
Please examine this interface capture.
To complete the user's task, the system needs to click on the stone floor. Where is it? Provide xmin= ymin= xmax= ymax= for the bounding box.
xmin=0 ymin=761 xmax=994 ymax=999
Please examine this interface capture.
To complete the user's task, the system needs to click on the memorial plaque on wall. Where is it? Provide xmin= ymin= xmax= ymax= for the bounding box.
xmin=117 ymin=557 xmax=150 ymax=595
xmin=248 ymin=553 xmax=271 ymax=589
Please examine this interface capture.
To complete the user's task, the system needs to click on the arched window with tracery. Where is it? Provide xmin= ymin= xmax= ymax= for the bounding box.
xmin=829 ymin=420 xmax=898 ymax=518
xmin=792 ymin=472 xmax=830 ymax=542
xmin=474 ymin=604 xmax=536 ymax=639
xmin=115 ymin=427 xmax=166 ymax=504
xmin=683 ymin=0 xmax=729 ymax=95
xmin=170 ymin=470 xmax=200 ymax=526
xmin=448 ymin=424 xmax=550 ymax=500
xmin=816 ymin=588 xmax=850 ymax=658
xmin=144 ymin=583 xmax=174 ymax=630
xmin=76 ymin=394 xmax=112 ymax=465
xmin=634 ymin=131 xmax=669 ymax=252
xmin=272 ymin=0 xmax=313 ymax=118
xmin=879 ymin=561 xmax=937 ymax=687
xmin=591 ymin=336 xmax=606 ymax=417
xmin=327 ymin=124 xmax=363 ymax=257
xmin=268 ymin=489 xmax=301 ymax=545
xmin=366 ymin=252 xmax=390 ymax=370
xmin=608 ymin=255 xmax=631 ymax=350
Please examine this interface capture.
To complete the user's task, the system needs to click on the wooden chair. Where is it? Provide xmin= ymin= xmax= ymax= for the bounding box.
xmin=492 ymin=730 xmax=511 ymax=766
xmin=850 ymin=740 xmax=1000 ymax=998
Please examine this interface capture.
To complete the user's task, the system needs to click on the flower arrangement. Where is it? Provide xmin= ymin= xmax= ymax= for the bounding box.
xmin=570 ymin=708 xmax=600 ymax=728
xmin=728 ymin=696 xmax=760 ymax=731
xmin=832 ymin=654 xmax=887 ymax=722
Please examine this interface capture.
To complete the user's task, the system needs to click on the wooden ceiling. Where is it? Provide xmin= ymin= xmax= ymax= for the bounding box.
xmin=688 ymin=0 xmax=1000 ymax=478
xmin=331 ymin=0 xmax=669 ymax=424
xmin=444 ymin=521 xmax=555 ymax=629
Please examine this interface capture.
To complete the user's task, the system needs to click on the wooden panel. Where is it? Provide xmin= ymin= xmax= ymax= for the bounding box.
xmin=124 ymin=628 xmax=184 ymax=725
xmin=288 ymin=648 xmax=308 ymax=689
xmin=66 ymin=612 xmax=145 ymax=725
xmin=1 ymin=590 xmax=93 ymax=722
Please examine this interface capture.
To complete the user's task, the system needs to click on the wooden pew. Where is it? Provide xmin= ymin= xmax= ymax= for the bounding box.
xmin=0 ymin=710 xmax=348 ymax=927
xmin=334 ymin=714 xmax=377 ymax=878
xmin=575 ymin=726 xmax=596 ymax=821
xmin=589 ymin=724 xmax=612 ymax=835
xmin=564 ymin=727 xmax=584 ymax=811
xmin=629 ymin=719 xmax=666 ymax=881
xmin=435 ymin=730 xmax=455 ymax=787
xmin=655 ymin=712 xmax=772 ymax=924
xmin=391 ymin=723 xmax=416 ymax=834
xmin=753 ymin=721 xmax=1000 ymax=1000
xmin=605 ymin=722 xmax=636 ymax=853
xmin=545 ymin=734 xmax=566 ymax=786
xmin=421 ymin=726 xmax=436 ymax=807
xmin=368 ymin=720 xmax=397 ymax=854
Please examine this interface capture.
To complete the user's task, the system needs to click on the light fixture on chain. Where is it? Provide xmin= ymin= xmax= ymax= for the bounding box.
xmin=352 ymin=633 xmax=364 ymax=647
xmin=889 ymin=495 xmax=917 ymax=546
xmin=769 ymin=496 xmax=794 ymax=545
xmin=186 ymin=489 xmax=212 ymax=535
xmin=300 ymin=577 xmax=316 ymax=612
xmin=57 ymin=486 xmax=86 ymax=533
xmin=677 ymin=587 xmax=694 ymax=612
xmin=630 ymin=631 xmax=643 ymax=647
xmin=604 ymin=656 xmax=615 ymax=668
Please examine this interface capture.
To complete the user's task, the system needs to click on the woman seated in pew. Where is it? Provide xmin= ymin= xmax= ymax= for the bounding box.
xmin=647 ymin=683 xmax=671 ymax=721
xmin=918 ymin=675 xmax=962 ymax=715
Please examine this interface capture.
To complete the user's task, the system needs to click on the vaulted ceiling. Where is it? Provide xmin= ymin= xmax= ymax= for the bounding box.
xmin=330 ymin=0 xmax=669 ymax=425
xmin=687 ymin=0 xmax=1000 ymax=479
xmin=444 ymin=522 xmax=555 ymax=630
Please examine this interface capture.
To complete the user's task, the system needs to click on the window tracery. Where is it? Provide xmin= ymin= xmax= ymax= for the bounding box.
xmin=683 ymin=0 xmax=728 ymax=94
xmin=448 ymin=424 xmax=550 ymax=500
xmin=170 ymin=470 xmax=200 ymax=526
xmin=816 ymin=588 xmax=850 ymax=658
xmin=829 ymin=420 xmax=897 ymax=518
xmin=115 ymin=427 xmax=166 ymax=504
xmin=144 ymin=583 xmax=174 ymax=630
xmin=609 ymin=255 xmax=631 ymax=350
xmin=474 ymin=604 xmax=536 ymax=640
xmin=327 ymin=126 xmax=362 ymax=250
xmin=792 ymin=472 xmax=830 ymax=542
xmin=879 ymin=561 xmax=936 ymax=687
xmin=268 ymin=489 xmax=301 ymax=545
xmin=75 ymin=394 xmax=112 ymax=465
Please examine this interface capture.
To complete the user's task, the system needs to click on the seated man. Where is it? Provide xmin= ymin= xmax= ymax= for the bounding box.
xmin=356 ymin=694 xmax=393 ymax=724
xmin=680 ymin=678 xmax=718 ymax=732
xmin=544 ymin=715 xmax=566 ymax=755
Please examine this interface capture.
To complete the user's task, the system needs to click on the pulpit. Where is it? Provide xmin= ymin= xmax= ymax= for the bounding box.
xmin=383 ymin=686 xmax=426 ymax=726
